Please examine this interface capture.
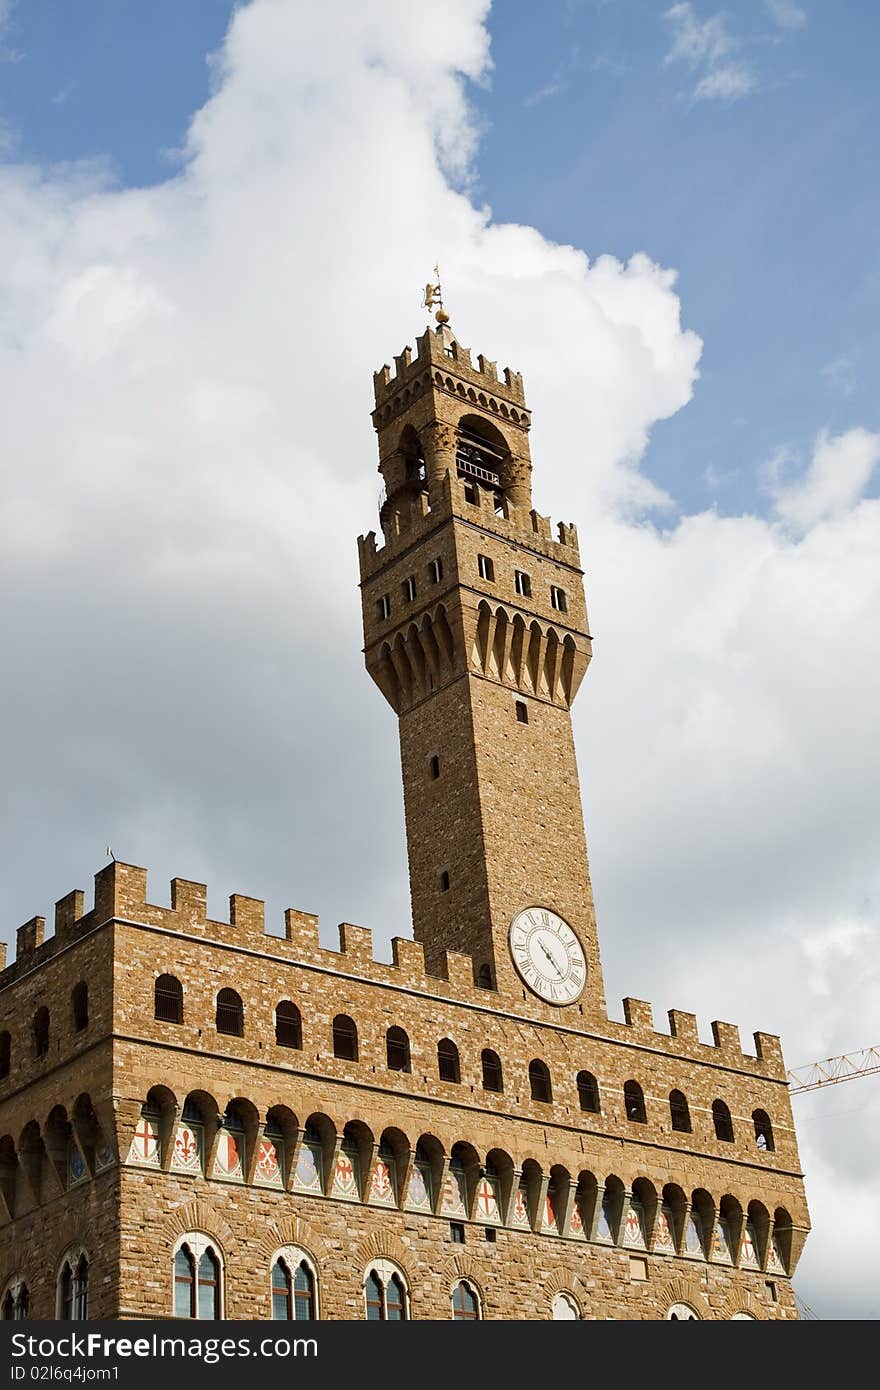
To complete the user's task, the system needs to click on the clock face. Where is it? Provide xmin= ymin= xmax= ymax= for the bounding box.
xmin=508 ymin=907 xmax=586 ymax=1005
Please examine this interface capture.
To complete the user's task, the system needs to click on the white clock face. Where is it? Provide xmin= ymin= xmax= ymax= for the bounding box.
xmin=508 ymin=907 xmax=586 ymax=1005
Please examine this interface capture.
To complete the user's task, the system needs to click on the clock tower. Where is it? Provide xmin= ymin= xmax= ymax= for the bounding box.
xmin=358 ymin=312 xmax=606 ymax=1018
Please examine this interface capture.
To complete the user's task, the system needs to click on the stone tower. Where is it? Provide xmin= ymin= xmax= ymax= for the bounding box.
xmin=358 ymin=319 xmax=602 ymax=1012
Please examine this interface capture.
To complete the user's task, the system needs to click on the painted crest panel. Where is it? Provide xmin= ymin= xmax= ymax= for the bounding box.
xmin=67 ymin=1138 xmax=88 ymax=1188
xmin=127 ymin=1116 xmax=160 ymax=1169
xmin=254 ymin=1137 xmax=284 ymax=1189
xmin=511 ymin=1181 xmax=532 ymax=1230
xmin=293 ymin=1141 xmax=324 ymax=1194
xmin=712 ymin=1217 xmax=735 ymax=1264
xmin=94 ymin=1133 xmax=115 ymax=1173
xmin=170 ymin=1123 xmax=202 ymax=1175
xmin=596 ymin=1195 xmax=615 ymax=1243
xmin=684 ymin=1213 xmax=704 ymax=1256
xmin=404 ymin=1160 xmax=432 ymax=1213
xmin=474 ymin=1175 xmax=501 ymax=1224
xmin=331 ymin=1146 xmax=361 ymax=1201
xmin=768 ymin=1234 xmax=786 ymax=1275
xmin=740 ymin=1222 xmax=760 ymax=1269
xmin=213 ymin=1130 xmax=244 ymax=1182
xmin=623 ymin=1201 xmax=646 ymax=1249
xmin=543 ymin=1187 xmax=561 ymax=1235
xmin=440 ymin=1164 xmax=468 ymax=1218
xmin=368 ymin=1156 xmax=397 ymax=1207
xmin=654 ymin=1205 xmax=676 ymax=1254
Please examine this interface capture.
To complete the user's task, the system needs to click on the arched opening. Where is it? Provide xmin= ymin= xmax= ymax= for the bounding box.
xmin=154 ymin=974 xmax=183 ymax=1024
xmin=364 ymin=1261 xmax=409 ymax=1321
xmin=33 ymin=1007 xmax=50 ymax=1059
xmin=71 ymin=982 xmax=89 ymax=1032
xmin=624 ymin=1080 xmax=646 ymax=1123
xmin=475 ymin=962 xmax=494 ymax=990
xmin=215 ymin=988 xmax=243 ymax=1037
xmin=481 ymin=1048 xmax=503 ymax=1093
xmin=438 ymin=1038 xmax=460 ymax=1083
xmin=669 ymin=1089 xmax=691 ymax=1133
xmin=753 ymin=1108 xmax=775 ymax=1152
xmin=271 ymin=1250 xmax=317 ymax=1321
xmin=455 ymin=414 xmax=511 ymax=514
xmin=174 ymin=1237 xmax=221 ymax=1319
xmin=58 ymin=1253 xmax=88 ymax=1320
xmin=332 ymin=1014 xmax=358 ymax=1061
xmin=386 ymin=1026 xmax=411 ymax=1073
xmin=451 ymin=1280 xmax=481 ymax=1320
xmin=528 ymin=1059 xmax=552 ymax=1103
xmin=275 ymin=1001 xmax=302 ymax=1050
xmin=576 ymin=1070 xmax=600 ymax=1114
xmin=712 ymin=1098 xmax=734 ymax=1142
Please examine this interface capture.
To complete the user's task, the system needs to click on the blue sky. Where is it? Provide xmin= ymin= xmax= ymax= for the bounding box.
xmin=2 ymin=0 xmax=878 ymax=520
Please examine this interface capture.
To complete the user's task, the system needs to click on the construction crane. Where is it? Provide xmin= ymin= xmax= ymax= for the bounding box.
xmin=787 ymin=1044 xmax=880 ymax=1095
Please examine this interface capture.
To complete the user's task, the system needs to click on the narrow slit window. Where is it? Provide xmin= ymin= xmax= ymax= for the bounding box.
xmin=430 ymin=755 xmax=440 ymax=779
xmin=376 ymin=594 xmax=392 ymax=621
xmin=439 ymin=870 xmax=450 ymax=892
xmin=429 ymin=557 xmax=443 ymax=584
xmin=402 ymin=576 xmax=417 ymax=603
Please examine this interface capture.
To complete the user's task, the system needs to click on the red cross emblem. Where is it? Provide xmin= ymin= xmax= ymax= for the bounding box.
xmin=133 ymin=1119 xmax=157 ymax=1159
xmin=475 ymin=1178 xmax=497 ymax=1217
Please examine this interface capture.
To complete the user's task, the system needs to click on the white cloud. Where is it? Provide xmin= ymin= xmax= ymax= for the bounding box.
xmin=0 ymin=0 xmax=877 ymax=1319
xmin=664 ymin=2 xmax=755 ymax=102
xmin=766 ymin=427 xmax=880 ymax=530
xmin=766 ymin=0 xmax=807 ymax=31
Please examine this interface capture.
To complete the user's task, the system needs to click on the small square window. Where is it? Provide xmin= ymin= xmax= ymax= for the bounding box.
xmin=766 ymin=1281 xmax=778 ymax=1303
xmin=439 ymin=870 xmax=450 ymax=892
xmin=450 ymin=1222 xmax=465 ymax=1244
xmin=430 ymin=755 xmax=440 ymax=779
xmin=464 ymin=483 xmax=477 ymax=505
xmin=485 ymin=1227 xmax=497 ymax=1244
xmin=402 ymin=575 xmax=417 ymax=602
xmin=515 ymin=700 xmax=528 ymax=724
xmin=550 ymin=585 xmax=568 ymax=613
xmin=429 ymin=557 xmax=443 ymax=584
xmin=629 ymin=1256 xmax=648 ymax=1282
xmin=376 ymin=594 xmax=391 ymax=621
xmin=478 ymin=554 xmax=495 ymax=582
xmin=514 ymin=570 xmax=531 ymax=598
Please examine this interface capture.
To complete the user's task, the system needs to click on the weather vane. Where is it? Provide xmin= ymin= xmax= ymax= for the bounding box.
xmin=423 ymin=264 xmax=450 ymax=325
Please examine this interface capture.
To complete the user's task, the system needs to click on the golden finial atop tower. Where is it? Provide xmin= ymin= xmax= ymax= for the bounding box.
xmin=422 ymin=265 xmax=450 ymax=325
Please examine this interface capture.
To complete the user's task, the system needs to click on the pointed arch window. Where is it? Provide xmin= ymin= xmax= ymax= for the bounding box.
xmin=173 ymin=1236 xmax=221 ymax=1319
xmin=624 ymin=1080 xmax=647 ymax=1123
xmin=576 ymin=1070 xmax=600 ymax=1113
xmin=753 ymin=1109 xmax=775 ymax=1152
xmin=71 ymin=982 xmax=89 ymax=1032
xmin=438 ymin=1038 xmax=460 ymax=1083
xmin=712 ymin=1099 xmax=734 ymax=1142
xmin=452 ymin=1280 xmax=481 ymax=1320
xmin=1 ymin=1281 xmax=28 ymax=1320
xmin=332 ymin=1014 xmax=358 ymax=1061
xmin=275 ymin=1001 xmax=302 ymax=1050
xmin=363 ymin=1261 xmax=408 ymax=1320
xmin=271 ymin=1253 xmax=316 ymax=1321
xmin=528 ymin=1059 xmax=552 ymax=1103
xmin=216 ymin=988 xmax=243 ymax=1037
xmin=481 ymin=1048 xmax=503 ymax=1093
xmin=154 ymin=974 xmax=183 ymax=1024
xmin=386 ymin=1026 xmax=411 ymax=1073
xmin=669 ymin=1089 xmax=692 ymax=1133
xmin=59 ymin=1253 xmax=88 ymax=1320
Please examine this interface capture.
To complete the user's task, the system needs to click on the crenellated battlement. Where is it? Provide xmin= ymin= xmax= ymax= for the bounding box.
xmin=358 ymin=467 xmax=581 ymax=585
xmin=1 ymin=860 xmax=786 ymax=1082
xmin=372 ymin=325 xmax=527 ymax=415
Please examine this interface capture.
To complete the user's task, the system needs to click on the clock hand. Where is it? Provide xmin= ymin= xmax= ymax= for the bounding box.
xmin=539 ymin=942 xmax=564 ymax=978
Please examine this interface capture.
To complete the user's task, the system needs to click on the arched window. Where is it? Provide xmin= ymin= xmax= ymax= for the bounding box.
xmin=33 ymin=1007 xmax=50 ymax=1059
xmin=669 ymin=1089 xmax=692 ymax=1133
xmin=0 ymin=1031 xmax=10 ymax=1079
xmin=476 ymin=963 xmax=493 ymax=989
xmin=529 ymin=1059 xmax=552 ymax=1103
xmin=551 ymin=1291 xmax=580 ymax=1320
xmin=481 ymin=1048 xmax=503 ymax=1093
xmin=624 ymin=1080 xmax=646 ymax=1123
xmin=216 ymin=988 xmax=243 ymax=1037
xmin=386 ymin=1026 xmax=411 ymax=1073
xmin=753 ymin=1109 xmax=775 ymax=1152
xmin=451 ymin=1280 xmax=481 ymax=1320
xmin=1 ymin=1280 xmax=28 ymax=1320
xmin=173 ymin=1236 xmax=221 ymax=1319
xmin=332 ymin=1014 xmax=358 ymax=1062
xmin=576 ymin=1070 xmax=600 ymax=1113
xmin=58 ymin=1253 xmax=88 ymax=1320
xmin=363 ymin=1261 xmax=408 ymax=1320
xmin=154 ymin=974 xmax=183 ymax=1024
xmin=71 ymin=982 xmax=89 ymax=1032
xmin=712 ymin=1099 xmax=734 ymax=1142
xmin=438 ymin=1038 xmax=460 ymax=1083
xmin=271 ymin=1250 xmax=317 ymax=1320
xmin=667 ymin=1303 xmax=700 ymax=1320
xmin=275 ymin=1001 xmax=302 ymax=1050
